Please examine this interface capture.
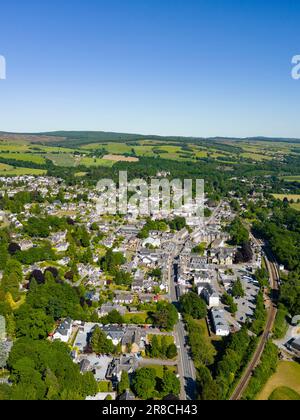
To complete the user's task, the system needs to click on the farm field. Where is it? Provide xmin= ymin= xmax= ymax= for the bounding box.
xmin=291 ymin=203 xmax=300 ymax=211
xmin=0 ymin=134 xmax=300 ymax=178
xmin=257 ymin=361 xmax=300 ymax=401
xmin=272 ymin=194 xmax=300 ymax=202
xmin=269 ymin=387 xmax=300 ymax=400
xmin=281 ymin=176 xmax=300 ymax=183
xmin=0 ymin=152 xmax=46 ymax=164
xmin=46 ymin=153 xmax=79 ymax=167
xmin=0 ymin=163 xmax=46 ymax=176
xmin=80 ymin=157 xmax=115 ymax=167
xmin=102 ymin=154 xmax=139 ymax=162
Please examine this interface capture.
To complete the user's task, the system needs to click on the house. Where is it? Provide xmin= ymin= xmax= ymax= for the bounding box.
xmin=102 ymin=326 xmax=125 ymax=346
xmin=55 ymin=242 xmax=69 ymax=252
xmin=209 ymin=248 xmax=235 ymax=266
xmin=290 ymin=338 xmax=300 ymax=355
xmin=118 ymin=390 xmax=135 ymax=401
xmin=106 ymin=355 xmax=138 ymax=384
xmin=114 ymin=294 xmax=134 ymax=305
xmin=199 ymin=284 xmax=220 ymax=308
xmin=211 ymin=309 xmax=230 ymax=337
xmin=99 ymin=304 xmax=127 ymax=317
xmin=291 ymin=315 xmax=300 ymax=326
xmin=53 ymin=318 xmax=73 ymax=343
xmin=121 ymin=327 xmax=146 ymax=354
xmin=19 ymin=239 xmax=34 ymax=251
xmin=86 ymin=392 xmax=117 ymax=401
xmin=142 ymin=237 xmax=161 ymax=249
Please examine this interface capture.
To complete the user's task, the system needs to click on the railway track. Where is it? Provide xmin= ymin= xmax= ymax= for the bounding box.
xmin=230 ymin=244 xmax=280 ymax=401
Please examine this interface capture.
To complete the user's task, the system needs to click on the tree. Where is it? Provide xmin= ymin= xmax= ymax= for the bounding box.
xmin=166 ymin=344 xmax=178 ymax=360
xmin=227 ymin=218 xmax=249 ymax=245
xmin=7 ymin=338 xmax=97 ymax=400
xmin=232 ymin=279 xmax=245 ymax=298
xmin=118 ymin=371 xmax=130 ymax=394
xmin=8 ymin=243 xmax=21 ymax=256
xmin=150 ymin=335 xmax=161 ymax=358
xmin=152 ymin=302 xmax=178 ymax=331
xmin=235 ymin=241 xmax=253 ymax=263
xmin=197 ymin=365 xmax=220 ymax=400
xmin=15 ymin=304 xmax=54 ymax=340
xmin=90 ymin=326 xmax=114 ymax=355
xmin=161 ymin=371 xmax=180 ymax=397
xmin=24 ymin=217 xmax=50 ymax=238
xmin=102 ymin=310 xmax=124 ymax=325
xmin=222 ymin=293 xmax=238 ymax=315
xmin=132 ymin=368 xmax=156 ymax=399
xmin=180 ymin=293 xmax=207 ymax=319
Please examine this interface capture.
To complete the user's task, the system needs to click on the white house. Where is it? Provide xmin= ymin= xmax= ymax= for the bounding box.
xmin=53 ymin=318 xmax=73 ymax=343
xmin=211 ymin=309 xmax=230 ymax=337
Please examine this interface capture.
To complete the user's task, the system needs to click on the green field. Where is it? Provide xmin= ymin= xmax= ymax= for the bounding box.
xmin=0 ymin=164 xmax=46 ymax=176
xmin=0 ymin=152 xmax=46 ymax=164
xmin=282 ymin=176 xmax=300 ymax=183
xmin=1 ymin=135 xmax=300 ymax=176
xmin=257 ymin=361 xmax=300 ymax=400
xmin=273 ymin=194 xmax=300 ymax=202
xmin=269 ymin=386 xmax=300 ymax=400
xmin=80 ymin=157 xmax=115 ymax=167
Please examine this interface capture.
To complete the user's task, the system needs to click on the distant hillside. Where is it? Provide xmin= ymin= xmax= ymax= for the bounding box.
xmin=0 ymin=131 xmax=299 ymax=147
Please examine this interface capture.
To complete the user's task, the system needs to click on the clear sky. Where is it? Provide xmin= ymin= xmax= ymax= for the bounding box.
xmin=0 ymin=0 xmax=299 ymax=137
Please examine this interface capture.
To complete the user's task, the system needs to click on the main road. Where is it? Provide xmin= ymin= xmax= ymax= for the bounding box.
xmin=167 ymin=243 xmax=197 ymax=400
xmin=230 ymin=242 xmax=280 ymax=401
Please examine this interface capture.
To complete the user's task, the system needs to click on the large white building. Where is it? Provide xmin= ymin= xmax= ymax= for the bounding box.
xmin=211 ymin=309 xmax=230 ymax=337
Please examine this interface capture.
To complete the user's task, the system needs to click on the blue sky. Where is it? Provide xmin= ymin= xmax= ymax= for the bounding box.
xmin=0 ymin=0 xmax=299 ymax=137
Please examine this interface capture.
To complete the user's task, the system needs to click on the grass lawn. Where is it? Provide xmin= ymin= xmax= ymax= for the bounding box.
xmin=143 ymin=365 xmax=177 ymax=378
xmin=257 ymin=361 xmax=300 ymax=400
xmin=123 ymin=312 xmax=149 ymax=324
xmin=147 ymin=335 xmax=174 ymax=346
xmin=269 ymin=386 xmax=300 ymax=400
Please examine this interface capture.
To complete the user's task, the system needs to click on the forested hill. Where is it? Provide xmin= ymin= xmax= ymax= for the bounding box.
xmin=0 ymin=130 xmax=300 ymax=148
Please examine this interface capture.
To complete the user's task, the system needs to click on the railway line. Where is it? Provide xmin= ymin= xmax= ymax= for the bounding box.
xmin=230 ymin=243 xmax=280 ymax=401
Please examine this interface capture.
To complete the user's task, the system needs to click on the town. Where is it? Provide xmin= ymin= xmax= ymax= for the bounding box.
xmin=1 ymin=172 xmax=294 ymax=401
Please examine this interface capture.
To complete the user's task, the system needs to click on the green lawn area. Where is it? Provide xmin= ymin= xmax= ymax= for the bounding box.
xmin=147 ymin=335 xmax=174 ymax=346
xmin=257 ymin=361 xmax=300 ymax=400
xmin=123 ymin=312 xmax=149 ymax=324
xmin=142 ymin=365 xmax=177 ymax=378
xmin=269 ymin=386 xmax=300 ymax=400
